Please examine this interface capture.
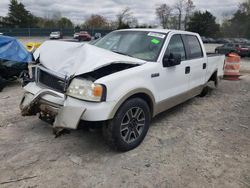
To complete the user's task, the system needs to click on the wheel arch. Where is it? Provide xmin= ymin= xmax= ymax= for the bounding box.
xmin=108 ymin=89 xmax=156 ymax=119
xmin=208 ymin=69 xmax=220 ymax=87
xmin=208 ymin=70 xmax=218 ymax=82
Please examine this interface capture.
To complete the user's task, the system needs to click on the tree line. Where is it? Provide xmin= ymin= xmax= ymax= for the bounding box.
xmin=1 ymin=0 xmax=250 ymax=38
xmin=0 ymin=0 xmax=142 ymax=30
xmin=155 ymin=0 xmax=250 ymax=38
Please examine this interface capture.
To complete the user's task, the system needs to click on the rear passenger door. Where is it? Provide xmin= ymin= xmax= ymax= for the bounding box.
xmin=182 ymin=35 xmax=206 ymax=90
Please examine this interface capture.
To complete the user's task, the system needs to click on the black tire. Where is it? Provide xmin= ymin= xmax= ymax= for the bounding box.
xmin=214 ymin=73 xmax=219 ymax=88
xmin=103 ymin=98 xmax=151 ymax=151
xmin=199 ymin=86 xmax=209 ymax=97
xmin=0 ymin=76 xmax=7 ymax=92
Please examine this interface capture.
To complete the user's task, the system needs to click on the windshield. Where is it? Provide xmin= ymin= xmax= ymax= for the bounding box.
xmin=93 ymin=31 xmax=167 ymax=61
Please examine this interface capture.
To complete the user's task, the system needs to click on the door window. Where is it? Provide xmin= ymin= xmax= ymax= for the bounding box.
xmin=186 ymin=35 xmax=203 ymax=59
xmin=165 ymin=35 xmax=186 ymax=61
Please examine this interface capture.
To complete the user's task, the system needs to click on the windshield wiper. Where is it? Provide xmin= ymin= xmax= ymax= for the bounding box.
xmin=111 ymin=50 xmax=133 ymax=58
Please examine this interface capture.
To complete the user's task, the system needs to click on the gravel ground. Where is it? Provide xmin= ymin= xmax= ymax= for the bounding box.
xmin=0 ymin=39 xmax=250 ymax=188
xmin=0 ymin=74 xmax=250 ymax=188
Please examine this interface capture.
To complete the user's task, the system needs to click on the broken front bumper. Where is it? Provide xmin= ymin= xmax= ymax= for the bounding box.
xmin=20 ymin=82 xmax=116 ymax=129
xmin=20 ymin=85 xmax=86 ymax=129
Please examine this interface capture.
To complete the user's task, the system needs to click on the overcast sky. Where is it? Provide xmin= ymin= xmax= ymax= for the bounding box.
xmin=0 ymin=0 xmax=243 ymax=25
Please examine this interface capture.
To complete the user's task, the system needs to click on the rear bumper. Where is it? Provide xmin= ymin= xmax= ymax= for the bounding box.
xmin=20 ymin=82 xmax=116 ymax=129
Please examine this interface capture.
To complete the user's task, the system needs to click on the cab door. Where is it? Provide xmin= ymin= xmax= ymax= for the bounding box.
xmin=182 ymin=35 xmax=206 ymax=89
xmin=158 ymin=34 xmax=190 ymax=102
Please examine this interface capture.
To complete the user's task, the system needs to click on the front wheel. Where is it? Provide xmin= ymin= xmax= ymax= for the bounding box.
xmin=103 ymin=98 xmax=151 ymax=151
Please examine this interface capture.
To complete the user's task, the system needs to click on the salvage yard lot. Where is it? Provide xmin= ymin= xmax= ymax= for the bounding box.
xmin=0 ymin=39 xmax=250 ymax=188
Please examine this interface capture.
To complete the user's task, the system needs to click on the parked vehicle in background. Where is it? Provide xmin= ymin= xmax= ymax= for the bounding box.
xmin=49 ymin=31 xmax=63 ymax=39
xmin=231 ymin=38 xmax=243 ymax=43
xmin=20 ymin=29 xmax=225 ymax=151
xmin=201 ymin=37 xmax=217 ymax=44
xmin=94 ymin=32 xmax=102 ymax=39
xmin=207 ymin=38 xmax=216 ymax=43
xmin=225 ymin=38 xmax=234 ymax=44
xmin=244 ymin=39 xmax=250 ymax=45
xmin=215 ymin=43 xmax=250 ymax=57
xmin=216 ymin=38 xmax=230 ymax=44
xmin=0 ymin=33 xmax=3 ymax=35
xmin=74 ymin=31 xmax=92 ymax=41
xmin=73 ymin=32 xmax=79 ymax=39
xmin=201 ymin=36 xmax=209 ymax=43
xmin=0 ymin=36 xmax=31 ymax=91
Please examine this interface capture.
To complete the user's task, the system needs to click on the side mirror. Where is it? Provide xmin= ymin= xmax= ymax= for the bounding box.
xmin=163 ymin=53 xmax=182 ymax=67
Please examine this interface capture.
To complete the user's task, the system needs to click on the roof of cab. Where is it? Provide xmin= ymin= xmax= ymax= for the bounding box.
xmin=116 ymin=28 xmax=198 ymax=36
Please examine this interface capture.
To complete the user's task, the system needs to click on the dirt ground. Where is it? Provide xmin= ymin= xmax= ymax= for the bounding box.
xmin=0 ymin=40 xmax=250 ymax=187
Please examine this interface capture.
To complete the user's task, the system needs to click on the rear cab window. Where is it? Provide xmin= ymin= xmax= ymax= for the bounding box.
xmin=182 ymin=35 xmax=204 ymax=59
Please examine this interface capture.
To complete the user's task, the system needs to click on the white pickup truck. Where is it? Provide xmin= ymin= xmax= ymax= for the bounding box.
xmin=20 ymin=29 xmax=225 ymax=151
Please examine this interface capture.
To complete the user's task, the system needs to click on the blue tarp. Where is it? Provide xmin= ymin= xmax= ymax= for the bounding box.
xmin=0 ymin=35 xmax=32 ymax=63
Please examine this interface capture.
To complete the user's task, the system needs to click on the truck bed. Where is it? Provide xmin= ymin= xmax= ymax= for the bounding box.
xmin=206 ymin=53 xmax=225 ymax=80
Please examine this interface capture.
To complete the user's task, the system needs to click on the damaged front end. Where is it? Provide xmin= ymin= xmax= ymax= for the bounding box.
xmin=20 ymin=41 xmax=145 ymax=130
xmin=20 ymin=61 xmax=141 ymax=130
xmin=19 ymin=65 xmax=86 ymax=129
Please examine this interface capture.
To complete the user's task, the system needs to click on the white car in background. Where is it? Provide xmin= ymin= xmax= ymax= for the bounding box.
xmin=49 ymin=31 xmax=63 ymax=39
xmin=20 ymin=29 xmax=225 ymax=151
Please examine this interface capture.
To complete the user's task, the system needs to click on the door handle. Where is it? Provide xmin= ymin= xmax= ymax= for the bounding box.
xmin=185 ymin=66 xmax=190 ymax=74
xmin=203 ymin=63 xmax=207 ymax=69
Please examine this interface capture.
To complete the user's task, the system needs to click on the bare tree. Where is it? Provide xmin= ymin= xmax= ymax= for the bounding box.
xmin=169 ymin=16 xmax=179 ymax=29
xmin=174 ymin=0 xmax=185 ymax=30
xmin=155 ymin=4 xmax=172 ymax=29
xmin=116 ymin=7 xmax=135 ymax=29
xmin=184 ymin=0 xmax=195 ymax=30
xmin=174 ymin=0 xmax=195 ymax=30
xmin=84 ymin=14 xmax=109 ymax=29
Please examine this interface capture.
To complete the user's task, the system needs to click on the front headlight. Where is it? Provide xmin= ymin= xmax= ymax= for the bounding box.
xmin=66 ymin=78 xmax=106 ymax=102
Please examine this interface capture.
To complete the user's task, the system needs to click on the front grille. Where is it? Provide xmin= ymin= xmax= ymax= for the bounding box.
xmin=37 ymin=68 xmax=65 ymax=93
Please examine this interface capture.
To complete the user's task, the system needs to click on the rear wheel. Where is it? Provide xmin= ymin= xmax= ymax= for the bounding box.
xmin=199 ymin=86 xmax=209 ymax=97
xmin=214 ymin=73 xmax=219 ymax=88
xmin=103 ymin=98 xmax=151 ymax=151
xmin=200 ymin=73 xmax=219 ymax=97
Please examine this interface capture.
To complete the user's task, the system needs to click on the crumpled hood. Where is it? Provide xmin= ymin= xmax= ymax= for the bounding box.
xmin=33 ymin=41 xmax=145 ymax=76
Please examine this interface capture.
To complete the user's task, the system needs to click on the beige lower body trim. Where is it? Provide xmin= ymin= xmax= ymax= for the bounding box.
xmin=154 ymin=85 xmax=204 ymax=116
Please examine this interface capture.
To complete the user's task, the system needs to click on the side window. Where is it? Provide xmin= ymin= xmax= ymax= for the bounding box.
xmin=186 ymin=35 xmax=203 ymax=59
xmin=165 ymin=35 xmax=186 ymax=61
